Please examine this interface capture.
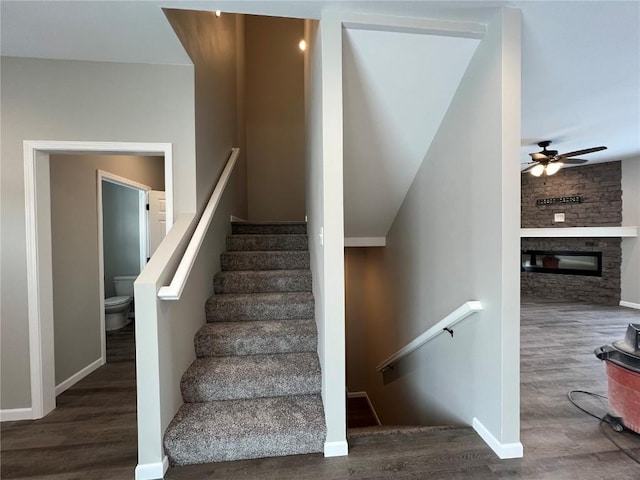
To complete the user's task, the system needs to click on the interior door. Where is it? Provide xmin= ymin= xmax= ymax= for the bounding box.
xmin=148 ymin=190 xmax=166 ymax=259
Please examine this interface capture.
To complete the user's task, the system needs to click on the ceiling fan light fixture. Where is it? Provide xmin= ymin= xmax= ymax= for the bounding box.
xmin=545 ymin=162 xmax=563 ymax=175
xmin=530 ymin=164 xmax=545 ymax=177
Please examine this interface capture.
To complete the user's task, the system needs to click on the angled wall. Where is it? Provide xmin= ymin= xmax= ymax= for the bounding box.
xmin=344 ymin=8 xmax=522 ymax=457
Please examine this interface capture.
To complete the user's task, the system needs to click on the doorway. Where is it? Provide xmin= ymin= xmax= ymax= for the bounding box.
xmin=24 ymin=141 xmax=173 ymax=419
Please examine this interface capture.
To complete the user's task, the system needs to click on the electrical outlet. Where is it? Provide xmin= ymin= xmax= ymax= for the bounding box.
xmin=554 ymin=213 xmax=565 ymax=223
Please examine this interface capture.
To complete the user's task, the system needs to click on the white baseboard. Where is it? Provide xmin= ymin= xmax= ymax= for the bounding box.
xmin=472 ymin=417 xmax=523 ymax=459
xmin=230 ymin=215 xmax=246 ymax=222
xmin=135 ymin=456 xmax=169 ymax=480
xmin=0 ymin=407 xmax=34 ymax=422
xmin=55 ymin=357 xmax=104 ymax=396
xmin=324 ymin=440 xmax=348 ymax=457
xmin=620 ymin=301 xmax=640 ymax=310
xmin=346 ymin=390 xmax=382 ymax=425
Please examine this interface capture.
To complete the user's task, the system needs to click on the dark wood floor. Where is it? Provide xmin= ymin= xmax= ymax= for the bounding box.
xmin=2 ymin=299 xmax=639 ymax=479
xmin=347 ymin=396 xmax=379 ymax=429
xmin=1 ymin=324 xmax=138 ymax=479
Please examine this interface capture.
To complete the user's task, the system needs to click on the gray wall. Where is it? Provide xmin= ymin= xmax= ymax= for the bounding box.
xmin=165 ymin=10 xmax=247 ymax=215
xmin=49 ymin=154 xmax=164 ymax=386
xmin=343 ymin=10 xmax=521 ymax=446
xmin=245 ymin=15 xmax=306 ymax=221
xmin=102 ymin=183 xmax=141 ymax=298
xmin=0 ymin=56 xmax=195 ymax=410
xmin=621 ymin=157 xmax=640 ymax=305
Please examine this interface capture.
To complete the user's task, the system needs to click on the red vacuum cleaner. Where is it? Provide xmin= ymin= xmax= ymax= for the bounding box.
xmin=595 ymin=323 xmax=640 ymax=434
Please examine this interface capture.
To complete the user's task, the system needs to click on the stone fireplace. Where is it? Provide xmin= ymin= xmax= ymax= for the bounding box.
xmin=521 ymin=162 xmax=624 ymax=305
xmin=521 ymin=237 xmax=621 ymax=305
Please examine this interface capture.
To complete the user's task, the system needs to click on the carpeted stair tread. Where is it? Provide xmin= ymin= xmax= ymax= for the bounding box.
xmin=206 ymin=292 xmax=314 ymax=322
xmin=214 ymin=269 xmax=312 ymax=294
xmin=227 ymin=234 xmax=308 ymax=252
xmin=221 ymin=250 xmax=310 ymax=271
xmin=195 ymin=319 xmax=317 ymax=357
xmin=181 ymin=352 xmax=321 ymax=402
xmin=164 ymin=394 xmax=325 ymax=465
xmin=232 ymin=222 xmax=307 ymax=235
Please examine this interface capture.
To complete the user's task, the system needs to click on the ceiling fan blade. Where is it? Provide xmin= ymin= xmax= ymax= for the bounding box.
xmin=529 ymin=152 xmax=548 ymax=160
xmin=559 ymin=146 xmax=607 ymax=158
xmin=562 ymin=158 xmax=589 ymax=165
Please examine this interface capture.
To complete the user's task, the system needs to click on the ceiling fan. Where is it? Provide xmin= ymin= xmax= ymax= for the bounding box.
xmin=523 ymin=140 xmax=607 ymax=176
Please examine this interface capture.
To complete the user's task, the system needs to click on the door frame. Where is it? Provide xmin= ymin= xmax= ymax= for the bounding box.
xmin=97 ymin=170 xmax=152 ymax=370
xmin=23 ymin=140 xmax=173 ymax=419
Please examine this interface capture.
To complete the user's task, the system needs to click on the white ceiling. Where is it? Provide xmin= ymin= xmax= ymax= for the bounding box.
xmin=2 ymin=1 xmax=639 ymax=197
xmin=343 ymin=28 xmax=480 ymax=238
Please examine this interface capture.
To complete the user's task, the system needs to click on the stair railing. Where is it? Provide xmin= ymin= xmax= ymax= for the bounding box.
xmin=158 ymin=147 xmax=239 ymax=300
xmin=376 ymin=301 xmax=483 ymax=372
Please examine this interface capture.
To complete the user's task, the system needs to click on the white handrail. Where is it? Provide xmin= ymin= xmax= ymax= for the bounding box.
xmin=376 ymin=301 xmax=483 ymax=372
xmin=158 ymin=148 xmax=239 ymax=300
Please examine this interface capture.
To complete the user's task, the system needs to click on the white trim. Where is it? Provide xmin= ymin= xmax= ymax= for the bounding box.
xmin=376 ymin=301 xmax=483 ymax=372
xmin=340 ymin=12 xmax=486 ymax=39
xmin=0 ymin=408 xmax=34 ymax=422
xmin=473 ymin=417 xmax=523 ymax=459
xmin=344 ymin=237 xmax=386 ymax=247
xmin=324 ymin=440 xmax=349 ymax=457
xmin=521 ymin=226 xmax=638 ymax=238
xmin=230 ymin=215 xmax=246 ymax=223
xmin=158 ymin=148 xmax=239 ymax=300
xmin=347 ymin=390 xmax=381 ymax=425
xmin=55 ymin=357 xmax=104 ymax=396
xmin=620 ymin=301 xmax=640 ymax=310
xmin=135 ymin=456 xmax=169 ymax=480
xmin=24 ymin=140 xmax=173 ymax=420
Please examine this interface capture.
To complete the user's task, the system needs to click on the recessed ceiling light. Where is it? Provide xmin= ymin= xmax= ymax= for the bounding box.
xmin=215 ymin=10 xmax=221 ymax=17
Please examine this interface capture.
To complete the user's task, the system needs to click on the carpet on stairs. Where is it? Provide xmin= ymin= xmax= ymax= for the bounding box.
xmin=163 ymin=222 xmax=326 ymax=466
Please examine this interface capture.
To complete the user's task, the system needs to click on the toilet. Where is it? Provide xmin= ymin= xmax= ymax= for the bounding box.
xmin=104 ymin=275 xmax=137 ymax=331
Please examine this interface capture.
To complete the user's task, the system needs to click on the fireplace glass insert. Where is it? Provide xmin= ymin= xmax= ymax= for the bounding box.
xmin=521 ymin=250 xmax=602 ymax=277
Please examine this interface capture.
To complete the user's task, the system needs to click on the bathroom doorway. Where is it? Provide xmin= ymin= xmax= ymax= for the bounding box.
xmin=97 ymin=171 xmax=167 ymax=363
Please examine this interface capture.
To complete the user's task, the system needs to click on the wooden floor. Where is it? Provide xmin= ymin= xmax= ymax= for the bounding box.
xmin=2 ymin=299 xmax=639 ymax=479
xmin=347 ymin=396 xmax=379 ymax=429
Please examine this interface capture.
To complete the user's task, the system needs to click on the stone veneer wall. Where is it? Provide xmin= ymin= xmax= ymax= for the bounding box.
xmin=521 ymin=161 xmax=622 ymax=227
xmin=521 ymin=162 xmax=622 ymax=305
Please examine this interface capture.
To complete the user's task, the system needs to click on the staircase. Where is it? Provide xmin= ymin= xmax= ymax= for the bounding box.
xmin=164 ymin=222 xmax=326 ymax=465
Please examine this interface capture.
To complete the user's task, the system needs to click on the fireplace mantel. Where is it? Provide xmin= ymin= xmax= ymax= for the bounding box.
xmin=521 ymin=226 xmax=638 ymax=238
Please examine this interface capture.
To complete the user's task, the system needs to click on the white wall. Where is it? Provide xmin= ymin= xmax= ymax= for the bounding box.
xmin=245 ymin=15 xmax=306 ymax=221
xmin=343 ymin=9 xmax=522 ymax=456
xmin=0 ymin=56 xmax=195 ymax=410
xmin=621 ymin=157 xmax=640 ymax=306
xmin=305 ymin=15 xmax=348 ymax=455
